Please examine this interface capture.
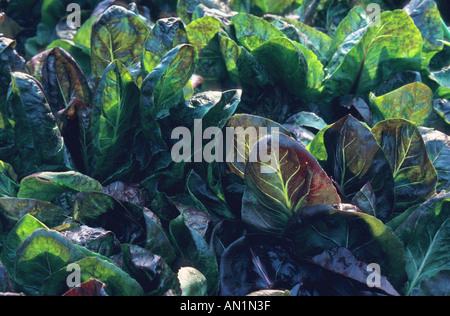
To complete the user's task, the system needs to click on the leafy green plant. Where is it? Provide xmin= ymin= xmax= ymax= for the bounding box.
xmin=0 ymin=0 xmax=449 ymax=297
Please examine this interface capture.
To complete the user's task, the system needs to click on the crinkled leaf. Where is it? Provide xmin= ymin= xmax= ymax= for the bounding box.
xmin=0 ymin=37 xmax=26 ymax=98
xmin=242 ymin=134 xmax=340 ymax=234
xmin=0 ymin=198 xmax=66 ymax=228
xmin=63 ymin=225 xmax=121 ymax=258
xmin=310 ymin=247 xmax=400 ymax=296
xmin=36 ymin=47 xmax=91 ymax=118
xmin=185 ymin=16 xmax=227 ymax=83
xmin=372 ymin=119 xmax=437 ymax=211
xmin=73 ymin=191 xmax=147 ymax=246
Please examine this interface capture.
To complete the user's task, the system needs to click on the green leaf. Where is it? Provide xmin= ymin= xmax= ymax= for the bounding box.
xmin=43 ymin=256 xmax=145 ymax=296
xmin=225 ymin=114 xmax=291 ymax=179
xmin=0 ymin=161 xmax=19 ymax=198
xmin=73 ymin=16 xmax=97 ymax=51
xmin=0 ymin=37 xmax=25 ymax=98
xmin=121 ymin=244 xmax=179 ymax=296
xmin=430 ymin=66 xmax=450 ymax=89
xmin=90 ymin=5 xmax=150 ymax=85
xmin=18 ymin=171 xmax=103 ymax=202
xmin=169 ymin=211 xmax=219 ymax=295
xmin=252 ymin=37 xmax=308 ymax=96
xmin=91 ymin=60 xmax=140 ymax=180
xmin=0 ymin=214 xmax=48 ymax=279
xmin=0 ymin=198 xmax=67 ymax=228
xmin=230 ymin=13 xmax=286 ymax=51
xmin=142 ymin=18 xmax=189 ymax=76
xmin=372 ymin=119 xmax=437 ymax=211
xmin=185 ymin=16 xmax=226 ymax=82
xmin=140 ymin=44 xmax=198 ymax=122
xmin=329 ymin=6 xmax=369 ymax=58
xmin=178 ymin=266 xmax=208 ymax=296
xmin=2 ymin=72 xmax=73 ymax=179
xmin=404 ymin=0 xmax=445 ymax=63
xmin=15 ymin=229 xmax=85 ymax=295
xmin=322 ymin=10 xmax=423 ymax=103
xmin=419 ymin=127 xmax=450 ymax=192
xmin=73 ymin=191 xmax=147 ymax=246
xmin=285 ymin=205 xmax=407 ymax=290
xmin=242 ymin=134 xmax=341 ymax=234
xmin=186 ymin=169 xmax=235 ymax=220
xmin=369 ymin=82 xmax=433 ymax=126
xmin=271 ymin=17 xmax=332 ymax=64
xmin=394 ymin=191 xmax=450 ymax=296
xmin=320 ymin=115 xmax=396 ymax=222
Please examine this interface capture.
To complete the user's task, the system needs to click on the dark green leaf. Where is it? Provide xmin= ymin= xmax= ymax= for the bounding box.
xmin=2 ymin=72 xmax=73 ymax=179
xmin=320 ymin=115 xmax=396 ymax=222
xmin=285 ymin=205 xmax=407 ymax=290
xmin=394 ymin=191 xmax=450 ymax=296
xmin=404 ymin=0 xmax=445 ymax=63
xmin=252 ymin=37 xmax=308 ymax=97
xmin=419 ymin=127 xmax=450 ymax=191
xmin=372 ymin=119 xmax=438 ymax=211
xmin=121 ymin=244 xmax=180 ymax=296
xmin=169 ymin=211 xmax=219 ymax=295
